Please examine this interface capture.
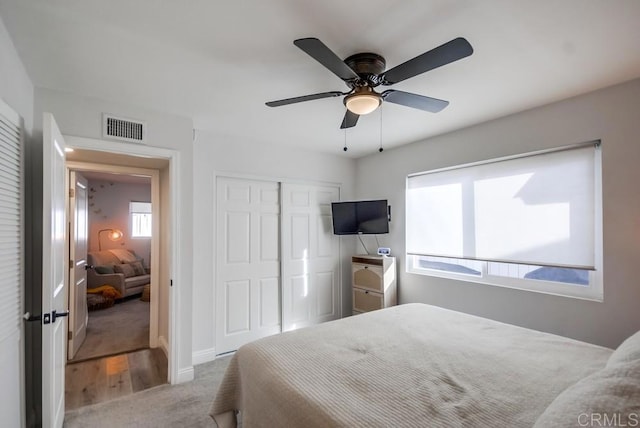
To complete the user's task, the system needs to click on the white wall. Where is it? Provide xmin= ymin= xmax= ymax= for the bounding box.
xmin=0 ymin=12 xmax=32 ymax=428
xmin=191 ymin=131 xmax=357 ymax=360
xmin=0 ymin=14 xmax=32 ymax=132
xmin=33 ymin=87 xmax=195 ymax=380
xmin=355 ymin=78 xmax=640 ymax=349
xmin=86 ymin=178 xmax=152 ymax=265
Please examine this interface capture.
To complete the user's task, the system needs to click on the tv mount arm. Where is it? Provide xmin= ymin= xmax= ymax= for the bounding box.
xmin=357 ymin=233 xmax=371 ymax=255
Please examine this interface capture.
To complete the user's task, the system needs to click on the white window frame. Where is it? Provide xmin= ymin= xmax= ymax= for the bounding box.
xmin=130 ymin=201 xmax=152 ymax=239
xmin=406 ymin=142 xmax=603 ymax=302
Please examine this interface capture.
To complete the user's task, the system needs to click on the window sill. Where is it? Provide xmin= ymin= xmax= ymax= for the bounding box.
xmin=407 ymin=266 xmax=603 ymax=302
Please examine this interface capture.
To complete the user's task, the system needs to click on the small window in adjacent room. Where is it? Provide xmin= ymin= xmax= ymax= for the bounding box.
xmin=405 ymin=142 xmax=603 ymax=301
xmin=130 ymin=201 xmax=152 ymax=238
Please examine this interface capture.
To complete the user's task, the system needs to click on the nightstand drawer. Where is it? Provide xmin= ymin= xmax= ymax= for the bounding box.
xmin=352 ymin=264 xmax=383 ymax=292
xmin=353 ymin=288 xmax=384 ymax=313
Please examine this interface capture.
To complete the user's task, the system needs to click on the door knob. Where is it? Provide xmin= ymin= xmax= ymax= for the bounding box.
xmin=52 ymin=310 xmax=70 ymax=323
xmin=23 ymin=312 xmax=41 ymax=322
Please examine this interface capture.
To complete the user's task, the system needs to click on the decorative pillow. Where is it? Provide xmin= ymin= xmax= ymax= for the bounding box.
xmin=130 ymin=261 xmax=145 ymax=276
xmin=94 ymin=265 xmax=115 ymax=274
xmin=108 ymin=248 xmax=139 ymax=263
xmin=533 ymin=361 xmax=640 ymax=427
xmin=114 ymin=263 xmax=136 ymax=277
xmin=607 ymin=330 xmax=640 ymax=368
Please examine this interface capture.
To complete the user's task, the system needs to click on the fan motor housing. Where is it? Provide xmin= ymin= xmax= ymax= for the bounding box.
xmin=344 ymin=53 xmax=386 ymax=84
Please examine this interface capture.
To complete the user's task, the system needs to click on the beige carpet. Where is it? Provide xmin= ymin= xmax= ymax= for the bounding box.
xmin=64 ymin=355 xmax=231 ymax=427
xmin=69 ymin=297 xmax=150 ymax=362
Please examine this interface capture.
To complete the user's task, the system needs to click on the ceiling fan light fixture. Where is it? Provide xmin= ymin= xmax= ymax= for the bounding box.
xmin=344 ymin=87 xmax=382 ymax=115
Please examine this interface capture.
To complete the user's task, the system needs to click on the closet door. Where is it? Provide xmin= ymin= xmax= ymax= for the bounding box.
xmin=0 ymin=99 xmax=23 ymax=428
xmin=281 ymin=184 xmax=340 ymax=331
xmin=215 ymin=177 xmax=281 ymax=354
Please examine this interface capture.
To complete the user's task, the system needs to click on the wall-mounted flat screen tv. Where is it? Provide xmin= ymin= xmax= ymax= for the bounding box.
xmin=331 ymin=199 xmax=389 ymax=235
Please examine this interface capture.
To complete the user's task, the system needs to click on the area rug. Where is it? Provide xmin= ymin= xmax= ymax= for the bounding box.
xmin=64 ymin=356 xmax=231 ymax=427
xmin=69 ymin=297 xmax=150 ymax=362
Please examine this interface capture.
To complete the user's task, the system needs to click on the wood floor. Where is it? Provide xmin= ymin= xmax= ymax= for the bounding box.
xmin=65 ymin=347 xmax=168 ymax=411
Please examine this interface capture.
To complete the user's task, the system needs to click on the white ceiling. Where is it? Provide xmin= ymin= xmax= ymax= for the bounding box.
xmin=2 ymin=1 xmax=640 ymax=157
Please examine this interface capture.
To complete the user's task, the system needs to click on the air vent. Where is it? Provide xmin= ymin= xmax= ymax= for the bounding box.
xmin=102 ymin=114 xmax=146 ymax=143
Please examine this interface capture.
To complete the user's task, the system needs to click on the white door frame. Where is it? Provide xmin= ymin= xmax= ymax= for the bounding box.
xmin=66 ymin=161 xmax=161 ymax=350
xmin=63 ymin=135 xmax=181 ymax=384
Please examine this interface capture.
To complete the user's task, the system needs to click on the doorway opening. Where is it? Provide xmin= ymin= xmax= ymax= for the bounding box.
xmin=64 ymin=150 xmax=168 ymax=409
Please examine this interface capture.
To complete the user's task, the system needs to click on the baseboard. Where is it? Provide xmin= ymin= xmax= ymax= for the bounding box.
xmin=176 ymin=366 xmax=195 ymax=384
xmin=192 ymin=347 xmax=217 ymax=365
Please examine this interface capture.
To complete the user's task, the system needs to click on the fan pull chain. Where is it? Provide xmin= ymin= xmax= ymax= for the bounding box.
xmin=379 ymin=106 xmax=384 ymax=153
xmin=343 ymin=128 xmax=348 ymax=152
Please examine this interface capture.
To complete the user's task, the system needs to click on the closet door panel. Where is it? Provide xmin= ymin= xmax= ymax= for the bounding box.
xmin=216 ymin=177 xmax=281 ymax=354
xmin=282 ymin=183 xmax=340 ymax=332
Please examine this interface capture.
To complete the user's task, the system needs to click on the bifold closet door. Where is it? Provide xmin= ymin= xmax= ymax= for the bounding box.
xmin=0 ymin=98 xmax=23 ymax=427
xmin=281 ymin=183 xmax=340 ymax=331
xmin=215 ymin=177 xmax=281 ymax=355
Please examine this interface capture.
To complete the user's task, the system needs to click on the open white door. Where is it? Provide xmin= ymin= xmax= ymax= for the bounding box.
xmin=67 ymin=171 xmax=88 ymax=359
xmin=42 ymin=113 xmax=68 ymax=428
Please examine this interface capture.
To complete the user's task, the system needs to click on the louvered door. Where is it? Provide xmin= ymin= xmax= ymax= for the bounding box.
xmin=0 ymin=99 xmax=24 ymax=427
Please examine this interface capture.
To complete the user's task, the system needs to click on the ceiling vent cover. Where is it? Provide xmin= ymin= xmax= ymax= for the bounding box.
xmin=102 ymin=113 xmax=146 ymax=143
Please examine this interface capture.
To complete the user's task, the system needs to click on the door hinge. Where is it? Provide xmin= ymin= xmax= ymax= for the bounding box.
xmin=68 ymin=331 xmax=73 ymax=339
xmin=69 ymin=188 xmax=75 ymax=198
xmin=170 ymin=279 xmax=173 ymax=287
xmin=69 ymin=259 xmax=74 ymax=269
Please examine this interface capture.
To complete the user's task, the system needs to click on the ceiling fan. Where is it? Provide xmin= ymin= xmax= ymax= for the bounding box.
xmin=266 ymin=37 xmax=473 ymax=129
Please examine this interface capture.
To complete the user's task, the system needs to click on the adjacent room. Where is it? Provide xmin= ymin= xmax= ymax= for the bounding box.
xmin=64 ymin=168 xmax=167 ymax=410
xmin=1 ymin=1 xmax=640 ymax=427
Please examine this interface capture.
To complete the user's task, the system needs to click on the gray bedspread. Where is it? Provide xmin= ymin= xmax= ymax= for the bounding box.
xmin=210 ymin=303 xmax=612 ymax=427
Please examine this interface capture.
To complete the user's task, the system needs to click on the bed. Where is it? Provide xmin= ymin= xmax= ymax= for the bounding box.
xmin=210 ymin=303 xmax=640 ymax=427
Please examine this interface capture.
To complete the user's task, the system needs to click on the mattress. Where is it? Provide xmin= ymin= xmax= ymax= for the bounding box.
xmin=210 ymin=303 xmax=612 ymax=427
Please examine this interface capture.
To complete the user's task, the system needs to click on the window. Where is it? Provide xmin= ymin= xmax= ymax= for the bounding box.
xmin=130 ymin=201 xmax=152 ymax=238
xmin=406 ymin=142 xmax=602 ymax=301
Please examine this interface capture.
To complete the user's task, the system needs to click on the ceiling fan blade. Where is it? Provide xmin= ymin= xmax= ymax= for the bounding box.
xmin=340 ymin=109 xmax=360 ymax=129
xmin=266 ymin=91 xmax=344 ymax=107
xmin=382 ymin=37 xmax=473 ymax=85
xmin=340 ymin=109 xmax=359 ymax=129
xmin=294 ymin=38 xmax=359 ymax=82
xmin=382 ymin=90 xmax=449 ymax=112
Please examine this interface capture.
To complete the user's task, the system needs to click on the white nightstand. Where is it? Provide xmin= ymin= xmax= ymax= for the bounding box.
xmin=351 ymin=255 xmax=396 ymax=315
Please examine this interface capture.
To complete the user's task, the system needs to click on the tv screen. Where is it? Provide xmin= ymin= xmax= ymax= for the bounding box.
xmin=331 ymin=200 xmax=389 ymax=235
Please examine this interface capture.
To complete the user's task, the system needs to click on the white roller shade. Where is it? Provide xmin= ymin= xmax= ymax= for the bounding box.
xmin=406 ymin=144 xmax=598 ymax=269
xmin=130 ymin=201 xmax=151 ymax=213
